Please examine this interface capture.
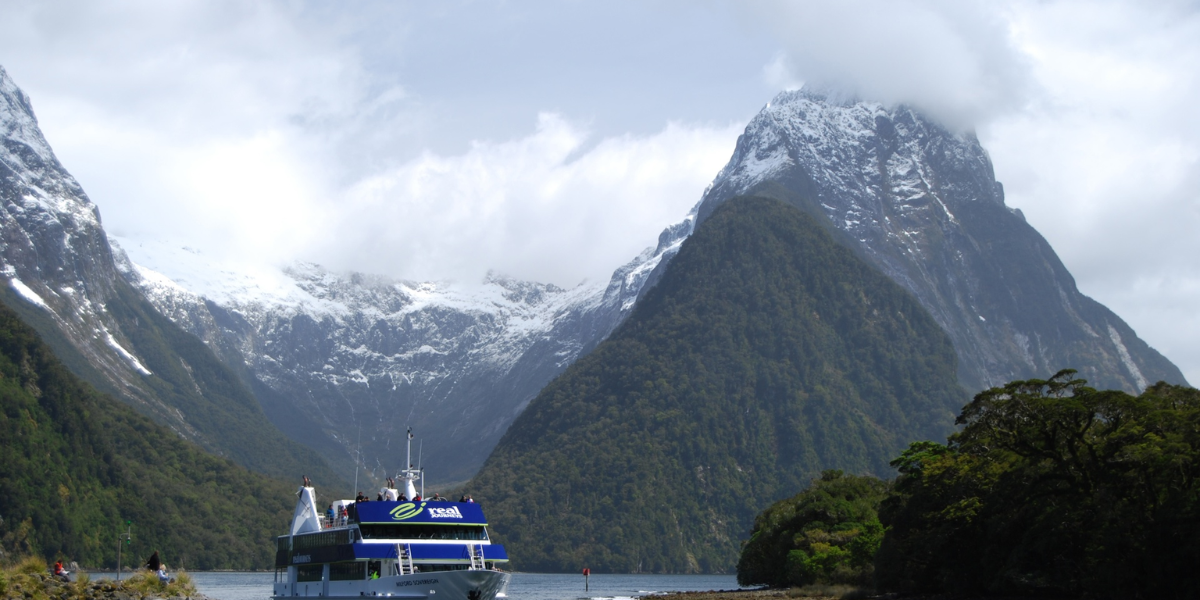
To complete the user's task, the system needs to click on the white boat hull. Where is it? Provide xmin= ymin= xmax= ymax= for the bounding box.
xmin=273 ymin=569 xmax=510 ymax=600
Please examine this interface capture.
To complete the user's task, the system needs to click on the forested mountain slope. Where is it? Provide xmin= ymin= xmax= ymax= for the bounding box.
xmin=0 ymin=300 xmax=296 ymax=569
xmin=468 ymin=197 xmax=968 ymax=573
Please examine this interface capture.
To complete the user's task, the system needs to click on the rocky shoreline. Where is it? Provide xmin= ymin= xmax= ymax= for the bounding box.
xmin=654 ymin=588 xmax=859 ymax=600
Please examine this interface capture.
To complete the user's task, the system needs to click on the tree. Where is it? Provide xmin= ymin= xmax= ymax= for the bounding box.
xmin=876 ymin=370 xmax=1200 ymax=599
xmin=738 ymin=471 xmax=887 ymax=588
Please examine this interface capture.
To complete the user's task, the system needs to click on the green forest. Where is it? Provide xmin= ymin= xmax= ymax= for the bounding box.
xmin=739 ymin=370 xmax=1200 ymax=599
xmin=0 ymin=300 xmax=305 ymax=569
xmin=468 ymin=196 xmax=968 ymax=573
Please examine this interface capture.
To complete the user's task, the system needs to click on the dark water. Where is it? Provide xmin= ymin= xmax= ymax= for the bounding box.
xmin=187 ymin=572 xmax=744 ymax=600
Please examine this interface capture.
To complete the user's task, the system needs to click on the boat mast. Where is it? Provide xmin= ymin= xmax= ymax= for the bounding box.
xmin=400 ymin=427 xmax=421 ymax=500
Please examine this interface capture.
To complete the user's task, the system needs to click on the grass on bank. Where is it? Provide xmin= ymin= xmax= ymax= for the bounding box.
xmin=0 ymin=556 xmax=198 ymax=600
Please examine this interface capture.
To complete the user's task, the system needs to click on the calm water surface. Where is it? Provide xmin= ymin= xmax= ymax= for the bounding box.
xmin=187 ymin=572 xmax=744 ymax=600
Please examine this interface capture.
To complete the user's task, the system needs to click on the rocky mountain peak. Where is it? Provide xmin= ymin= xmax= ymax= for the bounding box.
xmin=695 ymin=87 xmax=1185 ymax=392
xmin=1 ymin=65 xmax=57 ymax=165
xmin=705 ymin=87 xmax=1004 ymax=225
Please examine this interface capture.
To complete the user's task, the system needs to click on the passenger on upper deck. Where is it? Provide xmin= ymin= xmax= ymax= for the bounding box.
xmin=356 ymin=491 xmax=365 ymax=502
xmin=431 ymin=493 xmax=443 ymax=501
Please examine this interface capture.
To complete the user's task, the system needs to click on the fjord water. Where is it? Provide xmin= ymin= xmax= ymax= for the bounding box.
xmin=188 ymin=572 xmax=743 ymax=600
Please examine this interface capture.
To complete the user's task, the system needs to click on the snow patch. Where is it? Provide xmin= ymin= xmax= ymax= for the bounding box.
xmin=8 ymin=276 xmax=50 ymax=310
xmin=99 ymin=327 xmax=152 ymax=376
xmin=1107 ymin=325 xmax=1147 ymax=391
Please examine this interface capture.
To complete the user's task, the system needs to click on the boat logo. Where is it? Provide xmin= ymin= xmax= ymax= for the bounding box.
xmin=425 ymin=505 xmax=463 ymax=519
xmin=390 ymin=502 xmax=426 ymax=520
xmin=388 ymin=502 xmax=465 ymax=521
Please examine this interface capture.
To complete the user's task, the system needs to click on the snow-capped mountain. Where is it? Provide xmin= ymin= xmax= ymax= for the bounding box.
xmin=9 ymin=52 xmax=1185 ymax=494
xmin=113 ymin=214 xmax=693 ymax=485
xmin=0 ymin=65 xmax=345 ymax=483
xmin=107 ymin=85 xmax=1187 ymax=486
xmin=692 ymin=88 xmax=1186 ymax=391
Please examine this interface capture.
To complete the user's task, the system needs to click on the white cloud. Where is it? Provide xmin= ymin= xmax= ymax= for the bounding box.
xmin=322 ymin=114 xmax=742 ymax=285
xmin=762 ymin=54 xmax=803 ymax=92
xmin=0 ymin=0 xmax=745 ymax=286
xmin=745 ymin=0 xmax=1032 ymax=129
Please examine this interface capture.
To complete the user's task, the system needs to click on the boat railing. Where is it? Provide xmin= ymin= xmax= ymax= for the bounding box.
xmin=319 ymin=515 xmax=353 ymax=529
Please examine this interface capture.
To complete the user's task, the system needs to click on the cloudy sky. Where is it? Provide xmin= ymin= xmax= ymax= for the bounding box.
xmin=0 ymin=0 xmax=1197 ymax=384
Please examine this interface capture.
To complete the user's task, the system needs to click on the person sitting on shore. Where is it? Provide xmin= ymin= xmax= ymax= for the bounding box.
xmin=156 ymin=565 xmax=170 ymax=585
xmin=53 ymin=560 xmax=70 ymax=582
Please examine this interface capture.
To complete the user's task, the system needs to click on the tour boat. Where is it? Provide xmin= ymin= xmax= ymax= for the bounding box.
xmin=272 ymin=431 xmax=510 ymax=600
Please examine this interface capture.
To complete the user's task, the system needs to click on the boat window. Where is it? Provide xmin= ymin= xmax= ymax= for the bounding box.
xmin=293 ymin=529 xmax=354 ymax=551
xmin=275 ymin=537 xmax=291 ymax=568
xmin=358 ymin=524 xmax=489 ymax=540
xmin=329 ymin=562 xmax=365 ymax=581
xmin=297 ymin=565 xmax=324 ymax=582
